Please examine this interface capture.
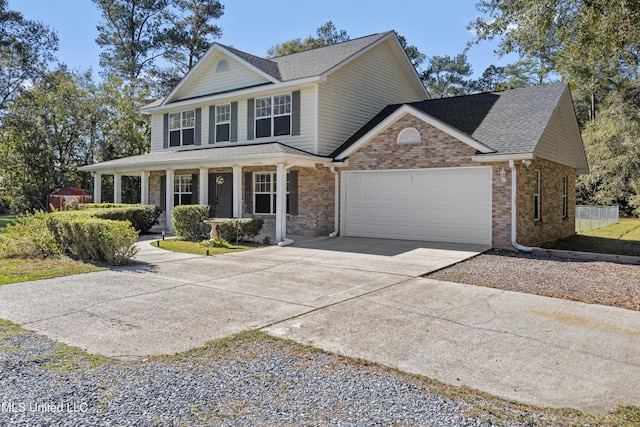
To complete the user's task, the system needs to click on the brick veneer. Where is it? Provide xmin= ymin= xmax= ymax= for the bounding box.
xmin=342 ymin=113 xmax=576 ymax=248
xmin=515 ymin=158 xmax=576 ymax=246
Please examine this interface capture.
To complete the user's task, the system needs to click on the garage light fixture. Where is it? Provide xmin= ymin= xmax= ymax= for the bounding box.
xmin=500 ymin=167 xmax=507 ymax=182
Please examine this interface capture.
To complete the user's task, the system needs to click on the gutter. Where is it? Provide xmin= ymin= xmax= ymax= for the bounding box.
xmin=509 ymin=159 xmax=536 ymax=252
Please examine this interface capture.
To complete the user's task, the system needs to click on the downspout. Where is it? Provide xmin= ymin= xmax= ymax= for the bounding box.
xmin=509 ymin=160 xmax=535 ymax=252
xmin=329 ymin=166 xmax=339 ymax=237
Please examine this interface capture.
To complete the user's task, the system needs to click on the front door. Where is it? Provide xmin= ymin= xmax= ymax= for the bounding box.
xmin=208 ymin=173 xmax=233 ymax=217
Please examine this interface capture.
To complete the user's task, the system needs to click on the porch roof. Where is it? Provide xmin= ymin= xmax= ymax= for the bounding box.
xmin=78 ymin=142 xmax=331 ymax=174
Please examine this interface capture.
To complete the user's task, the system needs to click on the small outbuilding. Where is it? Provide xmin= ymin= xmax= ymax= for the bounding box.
xmin=47 ymin=188 xmax=93 ymax=211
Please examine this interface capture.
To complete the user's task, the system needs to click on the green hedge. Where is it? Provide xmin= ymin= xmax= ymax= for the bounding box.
xmin=76 ymin=203 xmax=161 ymax=233
xmin=172 ymin=205 xmax=213 ymax=241
xmin=48 ymin=216 xmax=138 ymax=265
xmin=0 ymin=211 xmax=62 ymax=258
xmin=217 ymin=218 xmax=264 ymax=243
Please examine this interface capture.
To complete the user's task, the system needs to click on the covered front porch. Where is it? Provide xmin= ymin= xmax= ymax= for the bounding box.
xmin=79 ymin=143 xmax=337 ymax=243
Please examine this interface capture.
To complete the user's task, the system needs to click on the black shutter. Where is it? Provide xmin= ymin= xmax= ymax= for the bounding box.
xmin=208 ymin=105 xmax=216 ymax=144
xmin=230 ymin=101 xmax=238 ymax=142
xmin=291 ymin=90 xmax=300 ymax=136
xmin=244 ymin=172 xmax=253 ymax=214
xmin=289 ymin=170 xmax=298 ymax=215
xmin=163 ymin=114 xmax=169 ymax=149
xmin=247 ymin=98 xmax=254 ymax=140
xmin=194 ymin=108 xmax=201 ymax=145
xmin=160 ymin=177 xmax=166 ymax=211
xmin=191 ymin=174 xmax=199 ymax=204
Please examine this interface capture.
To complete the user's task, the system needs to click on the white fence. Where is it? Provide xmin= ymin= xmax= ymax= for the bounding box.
xmin=576 ymin=205 xmax=619 ymax=233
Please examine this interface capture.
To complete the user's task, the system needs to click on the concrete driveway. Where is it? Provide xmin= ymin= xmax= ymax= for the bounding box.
xmin=1 ymin=236 xmax=639 ymax=414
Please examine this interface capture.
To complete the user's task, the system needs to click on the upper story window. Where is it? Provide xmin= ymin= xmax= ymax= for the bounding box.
xmin=255 ymin=93 xmax=291 ymax=138
xmin=215 ymin=104 xmax=231 ymax=142
xmin=169 ymin=110 xmax=195 ymax=146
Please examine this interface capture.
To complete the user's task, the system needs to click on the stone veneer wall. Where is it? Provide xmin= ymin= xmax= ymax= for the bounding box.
xmin=515 ymin=158 xmax=576 ymax=247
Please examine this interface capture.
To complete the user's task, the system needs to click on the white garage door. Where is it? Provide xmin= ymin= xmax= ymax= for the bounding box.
xmin=342 ymin=167 xmax=492 ymax=245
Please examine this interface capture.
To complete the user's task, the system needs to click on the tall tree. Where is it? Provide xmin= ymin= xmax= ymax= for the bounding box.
xmin=0 ymin=0 xmax=58 ymax=113
xmin=162 ymin=0 xmax=224 ymax=74
xmin=93 ymin=0 xmax=170 ymax=96
xmin=421 ymin=54 xmax=474 ymax=99
xmin=267 ymin=21 xmax=350 ymax=57
xmin=0 ymin=67 xmax=101 ymax=210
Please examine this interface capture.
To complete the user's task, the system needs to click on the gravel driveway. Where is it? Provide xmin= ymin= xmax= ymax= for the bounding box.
xmin=0 ymin=326 xmax=550 ymax=427
xmin=428 ymin=249 xmax=640 ymax=311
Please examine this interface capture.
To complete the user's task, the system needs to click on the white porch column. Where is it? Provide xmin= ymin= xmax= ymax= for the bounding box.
xmin=232 ymin=165 xmax=242 ymax=218
xmin=275 ymin=163 xmax=287 ymax=243
xmin=140 ymin=171 xmax=149 ymax=205
xmin=92 ymin=173 xmax=102 ymax=204
xmin=199 ymin=167 xmax=208 ymax=206
xmin=165 ymin=168 xmax=174 ymax=233
xmin=113 ymin=172 xmax=122 ymax=203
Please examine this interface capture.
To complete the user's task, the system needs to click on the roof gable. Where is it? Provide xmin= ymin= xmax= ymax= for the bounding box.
xmin=333 ymin=83 xmax=588 ymax=173
xmin=155 ymin=31 xmax=410 ymax=108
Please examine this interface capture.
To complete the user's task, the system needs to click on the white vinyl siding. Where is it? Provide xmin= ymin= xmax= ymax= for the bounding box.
xmin=342 ymin=167 xmax=492 ymax=245
xmin=173 ymin=53 xmax=271 ymax=101
xmin=317 ymin=40 xmax=425 ymax=156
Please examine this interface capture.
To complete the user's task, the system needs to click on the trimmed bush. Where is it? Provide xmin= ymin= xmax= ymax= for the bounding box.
xmin=49 ymin=217 xmax=138 ymax=266
xmin=0 ymin=195 xmax=14 ymax=214
xmin=0 ymin=211 xmax=61 ymax=258
xmin=217 ymin=218 xmax=264 ymax=243
xmin=72 ymin=203 xmax=161 ymax=233
xmin=172 ymin=205 xmax=213 ymax=241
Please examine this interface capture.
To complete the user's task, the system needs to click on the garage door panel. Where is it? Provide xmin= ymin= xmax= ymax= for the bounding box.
xmin=343 ymin=168 xmax=492 ymax=245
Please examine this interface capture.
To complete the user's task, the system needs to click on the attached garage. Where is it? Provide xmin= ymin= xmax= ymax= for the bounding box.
xmin=341 ymin=167 xmax=492 ymax=245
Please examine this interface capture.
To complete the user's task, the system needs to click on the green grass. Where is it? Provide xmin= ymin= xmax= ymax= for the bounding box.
xmin=544 ymin=218 xmax=640 ymax=256
xmin=0 ymin=257 xmax=105 ymax=285
xmin=0 ymin=215 xmax=18 ymax=232
xmin=152 ymin=238 xmax=253 ymax=256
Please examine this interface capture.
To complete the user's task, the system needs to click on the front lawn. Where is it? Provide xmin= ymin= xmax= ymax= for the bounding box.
xmin=152 ymin=239 xmax=254 ymax=256
xmin=543 ymin=218 xmax=640 ymax=256
xmin=0 ymin=257 xmax=105 ymax=285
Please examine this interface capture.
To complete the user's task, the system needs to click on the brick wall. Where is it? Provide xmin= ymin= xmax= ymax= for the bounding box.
xmin=515 ymin=158 xmax=576 ymax=246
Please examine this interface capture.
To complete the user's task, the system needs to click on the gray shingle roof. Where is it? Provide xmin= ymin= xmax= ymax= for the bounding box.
xmin=79 ymin=143 xmax=323 ymax=171
xmin=222 ymin=32 xmax=392 ymax=82
xmin=332 ymin=83 xmax=568 ymax=158
xmin=410 ymin=83 xmax=567 ymax=155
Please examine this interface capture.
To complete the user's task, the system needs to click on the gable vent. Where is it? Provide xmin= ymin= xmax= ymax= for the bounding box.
xmin=397 ymin=127 xmax=421 ymax=145
xmin=216 ymin=58 xmax=230 ymax=73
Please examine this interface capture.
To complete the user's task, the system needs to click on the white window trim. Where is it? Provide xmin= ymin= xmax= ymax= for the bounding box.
xmin=168 ymin=110 xmax=195 ymax=147
xmin=253 ymin=172 xmax=290 ymax=215
xmin=562 ymin=175 xmax=568 ymax=218
xmin=215 ymin=103 xmax=231 ymax=143
xmin=174 ymin=175 xmax=192 ymax=206
xmin=255 ymin=93 xmax=292 ymax=138
xmin=397 ymin=127 xmax=421 ymax=145
xmin=534 ymin=169 xmax=541 ymax=221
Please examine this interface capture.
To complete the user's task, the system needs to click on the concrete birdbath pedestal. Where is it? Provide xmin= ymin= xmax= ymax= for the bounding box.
xmin=203 ymin=219 xmax=227 ymax=242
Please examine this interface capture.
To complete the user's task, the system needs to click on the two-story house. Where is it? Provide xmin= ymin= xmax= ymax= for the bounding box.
xmin=79 ymin=31 xmax=588 ymax=248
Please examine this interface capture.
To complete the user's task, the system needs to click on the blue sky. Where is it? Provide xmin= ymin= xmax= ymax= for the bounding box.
xmin=8 ymin=0 xmax=517 ymax=78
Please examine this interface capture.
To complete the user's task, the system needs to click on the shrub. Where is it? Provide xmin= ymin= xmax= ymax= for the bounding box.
xmin=172 ymin=205 xmax=213 ymax=241
xmin=0 ymin=211 xmax=61 ymax=258
xmin=0 ymin=194 xmax=14 ymax=214
xmin=49 ymin=217 xmax=138 ymax=266
xmin=71 ymin=203 xmax=161 ymax=233
xmin=217 ymin=218 xmax=264 ymax=243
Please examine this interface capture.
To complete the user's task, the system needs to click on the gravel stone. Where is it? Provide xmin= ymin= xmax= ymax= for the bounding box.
xmin=428 ymin=249 xmax=640 ymax=311
xmin=0 ymin=329 xmax=537 ymax=426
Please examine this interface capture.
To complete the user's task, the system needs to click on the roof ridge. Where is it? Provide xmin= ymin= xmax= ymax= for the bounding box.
xmin=270 ymin=31 xmax=393 ymax=60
